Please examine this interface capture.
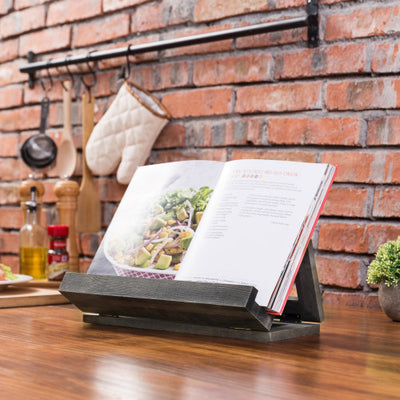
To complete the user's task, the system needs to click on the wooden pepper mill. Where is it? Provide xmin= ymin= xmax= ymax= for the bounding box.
xmin=54 ymin=179 xmax=80 ymax=273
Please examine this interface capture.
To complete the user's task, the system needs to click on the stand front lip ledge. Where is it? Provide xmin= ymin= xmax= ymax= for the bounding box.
xmin=59 ymin=272 xmax=274 ymax=331
xmin=59 ymin=272 xmax=321 ymax=343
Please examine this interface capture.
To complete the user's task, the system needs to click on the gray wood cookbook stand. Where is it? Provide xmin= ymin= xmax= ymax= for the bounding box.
xmin=59 ymin=244 xmax=323 ymax=342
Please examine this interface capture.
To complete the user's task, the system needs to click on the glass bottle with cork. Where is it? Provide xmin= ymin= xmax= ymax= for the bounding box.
xmin=19 ymin=186 xmax=48 ymax=279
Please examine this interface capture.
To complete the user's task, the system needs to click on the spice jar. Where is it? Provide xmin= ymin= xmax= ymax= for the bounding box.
xmin=47 ymin=225 xmax=69 ymax=281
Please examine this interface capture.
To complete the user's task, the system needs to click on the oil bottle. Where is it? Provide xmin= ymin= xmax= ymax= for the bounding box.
xmin=19 ymin=186 xmax=47 ymax=279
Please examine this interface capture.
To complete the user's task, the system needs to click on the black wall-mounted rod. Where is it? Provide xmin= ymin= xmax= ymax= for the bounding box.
xmin=20 ymin=0 xmax=319 ymax=88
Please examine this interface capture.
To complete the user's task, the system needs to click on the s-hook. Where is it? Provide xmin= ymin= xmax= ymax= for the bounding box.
xmin=118 ymin=45 xmax=132 ymax=81
xmin=79 ymin=52 xmax=97 ymax=101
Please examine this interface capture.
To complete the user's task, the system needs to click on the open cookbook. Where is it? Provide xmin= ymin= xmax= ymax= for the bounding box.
xmin=88 ymin=159 xmax=336 ymax=314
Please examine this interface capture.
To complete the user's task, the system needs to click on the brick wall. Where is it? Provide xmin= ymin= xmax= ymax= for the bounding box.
xmin=1 ymin=0 xmax=399 ymax=308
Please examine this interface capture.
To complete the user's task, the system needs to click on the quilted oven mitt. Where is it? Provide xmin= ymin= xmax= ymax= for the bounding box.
xmin=85 ymin=81 xmax=171 ymax=184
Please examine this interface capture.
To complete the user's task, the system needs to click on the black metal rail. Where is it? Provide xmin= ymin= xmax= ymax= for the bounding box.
xmin=20 ymin=0 xmax=319 ymax=88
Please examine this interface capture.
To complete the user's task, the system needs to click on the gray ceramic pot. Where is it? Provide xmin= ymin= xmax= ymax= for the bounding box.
xmin=378 ymin=283 xmax=400 ymax=322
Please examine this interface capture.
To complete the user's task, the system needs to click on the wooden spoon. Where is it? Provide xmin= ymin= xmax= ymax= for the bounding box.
xmin=76 ymin=92 xmax=101 ymax=233
xmin=56 ymin=81 xmax=77 ymax=178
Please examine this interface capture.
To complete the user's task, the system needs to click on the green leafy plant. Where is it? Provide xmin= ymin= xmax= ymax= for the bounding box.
xmin=367 ymin=237 xmax=400 ymax=287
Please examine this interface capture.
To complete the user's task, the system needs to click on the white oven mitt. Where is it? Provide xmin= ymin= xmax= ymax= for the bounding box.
xmin=85 ymin=81 xmax=171 ymax=184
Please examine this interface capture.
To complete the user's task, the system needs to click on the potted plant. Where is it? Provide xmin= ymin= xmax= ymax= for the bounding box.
xmin=367 ymin=236 xmax=400 ymax=322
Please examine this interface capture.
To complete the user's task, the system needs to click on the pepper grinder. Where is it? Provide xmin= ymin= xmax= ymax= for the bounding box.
xmin=54 ymin=179 xmax=80 ymax=272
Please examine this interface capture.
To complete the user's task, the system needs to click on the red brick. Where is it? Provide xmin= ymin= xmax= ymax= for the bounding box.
xmin=275 ymin=44 xmax=367 ymax=79
xmin=0 ymin=106 xmax=40 ymax=132
xmin=103 ymin=0 xmax=152 ymax=12
xmin=320 ymin=152 xmax=378 ymax=183
xmin=0 ymin=0 xmax=12 ymax=15
xmin=326 ymin=78 xmax=400 ymax=111
xmin=236 ymin=82 xmax=322 ymax=113
xmin=47 ymin=0 xmax=101 ymax=25
xmin=194 ymin=0 xmax=304 ymax=23
xmin=316 ymin=255 xmax=362 ymax=289
xmin=20 ymin=26 xmax=71 ymax=55
xmin=97 ymin=178 xmax=127 ymax=202
xmin=373 ymin=188 xmax=400 ymax=218
xmin=320 ymin=0 xmax=352 ymax=4
xmin=322 ymin=187 xmax=369 ymax=218
xmin=325 ymin=5 xmax=400 ymax=41
xmin=154 ymin=123 xmax=186 ymax=149
xmin=0 ymin=208 xmax=23 ymax=229
xmin=163 ymin=26 xmax=234 ymax=58
xmin=0 ymin=134 xmax=18 ymax=157
xmin=268 ymin=117 xmax=362 ymax=146
xmin=0 ymin=183 xmax=20 ymax=205
xmin=383 ymin=152 xmax=400 ymax=183
xmin=0 ymin=6 xmax=45 ymax=39
xmin=322 ymin=291 xmax=380 ymax=309
xmin=182 ymin=119 xmax=249 ymax=148
xmin=367 ymin=117 xmax=400 ymax=146
xmin=245 ymin=117 xmax=268 ymax=146
xmin=131 ymin=2 xmax=162 ymax=32
xmin=153 ymin=149 xmax=228 ymax=164
xmin=0 ymin=60 xmax=26 ymax=86
xmin=0 ymin=86 xmax=24 ymax=109
xmin=0 ymin=232 xmax=20 ymax=254
xmin=0 ymin=159 xmax=25 ymax=182
xmin=194 ymin=53 xmax=273 ymax=86
xmin=79 ymin=233 xmax=102 ymax=256
xmin=78 ymin=258 xmax=93 ymax=273
xmin=14 ymin=0 xmax=50 ymax=10
xmin=73 ymin=14 xmax=130 ymax=48
xmin=372 ymin=43 xmax=400 ymax=74
xmin=0 ymin=38 xmax=19 ymax=63
xmin=366 ymin=224 xmax=400 ymax=254
xmin=162 ymin=88 xmax=233 ymax=118
xmin=134 ymin=61 xmax=190 ymax=91
xmin=230 ymin=150 xmax=316 ymax=163
xmin=318 ymin=222 xmax=368 ymax=253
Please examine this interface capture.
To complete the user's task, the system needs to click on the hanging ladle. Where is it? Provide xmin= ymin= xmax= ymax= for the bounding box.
xmin=20 ymin=96 xmax=58 ymax=169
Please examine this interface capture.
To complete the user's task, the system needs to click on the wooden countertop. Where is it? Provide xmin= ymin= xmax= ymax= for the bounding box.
xmin=0 ymin=303 xmax=399 ymax=399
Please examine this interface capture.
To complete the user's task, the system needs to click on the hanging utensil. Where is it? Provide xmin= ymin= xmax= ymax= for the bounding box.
xmin=20 ymin=96 xmax=58 ymax=169
xmin=76 ymin=92 xmax=101 ymax=233
xmin=56 ymin=81 xmax=77 ymax=178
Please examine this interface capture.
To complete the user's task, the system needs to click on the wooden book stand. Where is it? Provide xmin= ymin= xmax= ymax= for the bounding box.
xmin=60 ymin=244 xmax=323 ymax=342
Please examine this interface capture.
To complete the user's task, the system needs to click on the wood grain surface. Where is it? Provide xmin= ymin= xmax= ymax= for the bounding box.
xmin=0 ymin=304 xmax=399 ymax=400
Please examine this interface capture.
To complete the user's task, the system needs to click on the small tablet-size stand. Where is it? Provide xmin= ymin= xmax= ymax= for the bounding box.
xmin=60 ymin=244 xmax=323 ymax=342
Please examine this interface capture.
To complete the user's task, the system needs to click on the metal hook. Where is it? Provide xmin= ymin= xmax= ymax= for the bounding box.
xmin=40 ymin=59 xmax=53 ymax=95
xmin=118 ymin=45 xmax=132 ymax=81
xmin=79 ymin=51 xmax=97 ymax=100
xmin=58 ymin=55 xmax=76 ymax=91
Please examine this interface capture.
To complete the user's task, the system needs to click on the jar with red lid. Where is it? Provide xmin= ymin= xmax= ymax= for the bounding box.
xmin=47 ymin=225 xmax=69 ymax=281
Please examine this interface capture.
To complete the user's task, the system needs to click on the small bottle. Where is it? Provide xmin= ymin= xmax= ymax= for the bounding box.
xmin=19 ymin=187 xmax=48 ymax=279
xmin=47 ymin=225 xmax=69 ymax=281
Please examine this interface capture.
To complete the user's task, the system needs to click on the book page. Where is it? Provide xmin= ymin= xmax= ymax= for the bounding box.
xmin=176 ymin=159 xmax=328 ymax=309
xmin=88 ymin=160 xmax=224 ymax=279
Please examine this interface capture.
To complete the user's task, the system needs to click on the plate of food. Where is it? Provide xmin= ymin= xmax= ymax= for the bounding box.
xmin=0 ymin=264 xmax=33 ymax=292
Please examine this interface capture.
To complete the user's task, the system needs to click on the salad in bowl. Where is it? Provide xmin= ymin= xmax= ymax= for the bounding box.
xmin=104 ymin=186 xmax=213 ymax=279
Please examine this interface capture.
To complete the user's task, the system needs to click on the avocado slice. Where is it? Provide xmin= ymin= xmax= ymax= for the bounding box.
xmin=135 ymin=247 xmax=151 ymax=266
xmin=154 ymin=254 xmax=172 ymax=270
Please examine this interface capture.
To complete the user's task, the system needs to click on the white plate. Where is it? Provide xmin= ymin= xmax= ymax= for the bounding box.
xmin=0 ymin=274 xmax=33 ymax=292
